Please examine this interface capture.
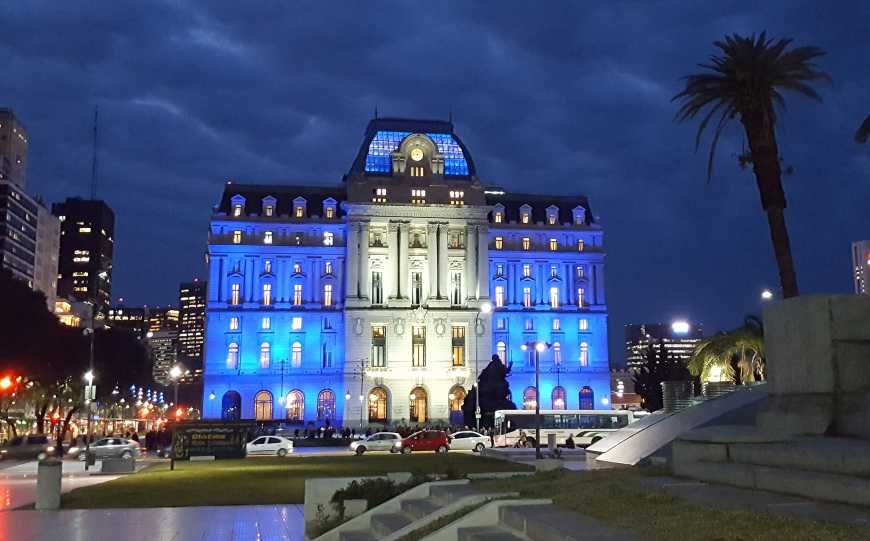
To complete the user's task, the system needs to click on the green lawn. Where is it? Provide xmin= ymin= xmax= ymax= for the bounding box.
xmin=61 ymin=454 xmax=530 ymax=509
xmin=475 ymin=468 xmax=870 ymax=541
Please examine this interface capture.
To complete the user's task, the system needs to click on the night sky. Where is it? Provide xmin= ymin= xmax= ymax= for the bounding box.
xmin=2 ymin=2 xmax=868 ymax=365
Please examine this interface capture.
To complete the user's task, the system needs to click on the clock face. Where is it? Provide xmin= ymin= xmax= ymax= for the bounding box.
xmin=410 ymin=148 xmax=424 ymax=162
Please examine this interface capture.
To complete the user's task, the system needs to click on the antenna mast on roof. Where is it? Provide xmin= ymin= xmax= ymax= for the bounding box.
xmin=90 ymin=105 xmax=99 ymax=200
xmin=374 ymin=105 xmax=379 ymax=119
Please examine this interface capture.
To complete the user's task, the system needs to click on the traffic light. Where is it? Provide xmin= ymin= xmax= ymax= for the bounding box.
xmin=51 ymin=411 xmax=61 ymax=425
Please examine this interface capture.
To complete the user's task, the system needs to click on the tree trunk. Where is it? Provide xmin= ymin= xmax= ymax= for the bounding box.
xmin=56 ymin=408 xmax=78 ymax=458
xmin=34 ymin=403 xmax=49 ymax=434
xmin=741 ymin=109 xmax=800 ymax=298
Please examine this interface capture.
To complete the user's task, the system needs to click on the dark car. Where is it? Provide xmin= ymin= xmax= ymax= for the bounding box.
xmin=394 ymin=430 xmax=450 ymax=454
xmin=0 ymin=435 xmax=56 ymax=460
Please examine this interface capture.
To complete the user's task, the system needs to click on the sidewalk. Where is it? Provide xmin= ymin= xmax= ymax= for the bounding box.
xmin=0 ymin=504 xmax=305 ymax=541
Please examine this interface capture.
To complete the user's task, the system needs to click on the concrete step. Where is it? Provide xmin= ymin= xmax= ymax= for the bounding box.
xmin=458 ymin=525 xmax=528 ymax=541
xmin=500 ymin=504 xmax=640 ymax=541
xmin=430 ymin=484 xmax=481 ymax=506
xmin=369 ymin=511 xmax=413 ymax=537
xmin=401 ymin=497 xmax=441 ymax=519
xmin=730 ymin=438 xmax=870 ymax=476
xmin=675 ymin=460 xmax=870 ymax=507
xmin=338 ymin=531 xmax=378 ymax=541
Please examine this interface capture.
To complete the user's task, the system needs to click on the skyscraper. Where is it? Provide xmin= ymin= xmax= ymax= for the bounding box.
xmin=52 ymin=197 xmax=115 ymax=318
xmin=178 ymin=280 xmax=207 ymax=363
xmin=851 ymin=241 xmax=870 ymax=295
xmin=0 ymin=109 xmax=28 ymax=188
xmin=624 ymin=321 xmax=703 ymax=371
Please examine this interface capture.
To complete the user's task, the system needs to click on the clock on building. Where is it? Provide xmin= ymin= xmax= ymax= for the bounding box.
xmin=410 ymin=148 xmax=424 ymax=162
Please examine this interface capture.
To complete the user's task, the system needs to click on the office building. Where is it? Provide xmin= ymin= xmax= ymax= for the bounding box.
xmin=852 ymin=240 xmax=870 ymax=295
xmin=178 ymin=280 xmax=207 ymax=362
xmin=107 ymin=304 xmax=149 ymax=339
xmin=625 ymin=321 xmax=703 ymax=371
xmin=0 ymin=109 xmax=28 ymax=188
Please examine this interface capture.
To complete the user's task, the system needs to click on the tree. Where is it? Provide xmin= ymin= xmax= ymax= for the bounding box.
xmin=462 ymin=354 xmax=516 ymax=428
xmin=673 ymin=32 xmax=830 ymax=298
xmin=633 ymin=341 xmax=694 ymax=412
xmin=689 ymin=316 xmax=765 ymax=384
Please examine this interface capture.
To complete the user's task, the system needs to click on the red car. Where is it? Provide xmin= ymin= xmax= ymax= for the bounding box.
xmin=395 ymin=430 xmax=450 ymax=454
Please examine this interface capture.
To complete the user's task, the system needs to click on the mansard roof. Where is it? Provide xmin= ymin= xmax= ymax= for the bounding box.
xmin=346 ymin=117 xmax=477 ymax=179
xmin=215 ymin=183 xmax=347 ymax=217
xmin=484 ymin=189 xmax=594 ymax=225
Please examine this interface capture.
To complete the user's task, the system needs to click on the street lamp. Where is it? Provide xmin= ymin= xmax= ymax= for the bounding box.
xmin=524 ymin=340 xmax=551 ymax=459
xmin=761 ymin=289 xmax=774 ymax=301
xmin=473 ymin=301 xmax=493 ymax=431
xmin=169 ymin=365 xmax=182 ymax=408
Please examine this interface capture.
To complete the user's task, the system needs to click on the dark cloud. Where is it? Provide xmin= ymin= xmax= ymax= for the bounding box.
xmin=2 ymin=0 xmax=868 ymax=363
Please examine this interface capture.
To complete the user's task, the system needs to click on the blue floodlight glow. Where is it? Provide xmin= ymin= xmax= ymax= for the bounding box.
xmin=364 ymin=131 xmax=470 ymax=176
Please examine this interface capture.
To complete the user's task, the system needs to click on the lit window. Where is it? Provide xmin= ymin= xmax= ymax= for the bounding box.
xmin=264 ymin=231 xmax=273 ymax=244
xmin=264 ymin=205 xmax=274 ymax=217
xmin=295 ymin=205 xmax=304 ymax=218
xmin=323 ymin=232 xmax=334 ymax=246
xmin=324 ymin=261 xmax=332 ymax=274
xmin=373 ymin=188 xmax=388 ymax=203
xmin=494 ymin=211 xmax=503 ymax=223
xmin=495 ymin=286 xmax=505 ymax=307
xmin=576 ymin=265 xmax=584 ymax=279
xmin=548 ymin=214 xmax=557 ymax=225
xmin=550 ymin=287 xmax=559 ymax=308
xmin=523 ymin=387 xmax=537 ymax=409
xmin=522 ymin=237 xmax=530 ymax=250
xmin=449 ymin=190 xmax=464 ymax=206
xmin=496 ymin=318 xmax=506 ymax=330
xmin=293 ymin=284 xmax=303 ymax=306
xmin=552 ymin=386 xmax=566 ymax=410
xmin=495 ymin=264 xmax=504 ymax=276
xmin=73 ymin=256 xmax=90 ymax=263
xmin=523 ymin=264 xmax=531 ymax=278
xmin=260 ymin=342 xmax=271 ymax=369
xmin=231 ymin=284 xmax=241 ymax=305
xmin=262 ymin=284 xmax=272 ymax=306
xmin=580 ymin=342 xmax=589 ymax=367
xmin=578 ymin=239 xmax=585 ymax=252
xmin=451 ymin=326 xmax=465 ymax=367
xmin=550 ymin=265 xmax=558 ymax=278
xmin=229 ymin=317 xmax=239 ymax=330
xmin=294 ymin=233 xmax=303 ymax=245
xmin=495 ymin=237 xmax=503 ymax=250
xmin=232 ymin=204 xmax=243 ymax=217
xmin=412 ymin=326 xmax=426 ymax=367
xmin=371 ymin=326 xmax=386 ymax=367
xmin=578 ymin=287 xmax=585 ymax=308
xmin=291 ymin=342 xmax=302 ymax=368
xmin=264 ymin=260 xmax=272 ymax=273
xmin=293 ymin=263 xmax=302 ymax=274
xmin=553 ymin=342 xmax=562 ymax=364
xmin=232 ymin=230 xmax=241 ymax=244
xmin=261 ymin=317 xmax=271 ymax=330
xmin=325 ymin=206 xmax=335 ymax=219
xmin=496 ymin=341 xmax=507 ymax=363
xmin=226 ymin=343 xmax=239 ymax=369
xmin=323 ymin=284 xmax=333 ymax=307
xmin=552 ymin=318 xmax=561 ymax=331
xmin=579 ymin=318 xmax=588 ymax=331
xmin=524 ymin=318 xmax=534 ymax=331
xmin=521 ymin=212 xmax=530 ymax=224
xmin=291 ymin=317 xmax=303 ymax=330
xmin=549 ymin=238 xmax=558 ymax=251
xmin=523 ymin=287 xmax=531 ymax=308
xmin=78 ymin=226 xmax=92 ymax=234
xmin=411 ymin=189 xmax=426 ymax=204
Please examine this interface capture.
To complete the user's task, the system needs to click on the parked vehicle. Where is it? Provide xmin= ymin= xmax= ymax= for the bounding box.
xmin=448 ymin=431 xmax=491 ymax=452
xmin=493 ymin=409 xmax=636 ymax=448
xmin=394 ymin=430 xmax=450 ymax=454
xmin=73 ymin=437 xmax=140 ymax=460
xmin=0 ymin=434 xmax=56 ymax=460
xmin=349 ymin=432 xmax=402 ymax=455
xmin=246 ymin=436 xmax=293 ymax=457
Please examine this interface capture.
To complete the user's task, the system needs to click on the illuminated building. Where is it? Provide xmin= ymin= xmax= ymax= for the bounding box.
xmin=0 ymin=109 xmax=28 ymax=188
xmin=107 ymin=305 xmax=149 ymax=339
xmin=851 ymin=240 xmax=870 ymax=295
xmin=178 ymin=280 xmax=206 ymax=362
xmin=624 ymin=321 xmax=703 ymax=371
xmin=202 ymin=118 xmax=610 ymax=424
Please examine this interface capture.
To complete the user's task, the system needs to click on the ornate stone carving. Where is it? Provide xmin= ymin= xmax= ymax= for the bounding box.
xmin=353 ymin=317 xmax=363 ymax=336
xmin=434 ymin=318 xmax=447 ymax=337
xmin=393 ymin=317 xmax=406 ymax=336
xmin=412 ymin=306 xmax=427 ymax=324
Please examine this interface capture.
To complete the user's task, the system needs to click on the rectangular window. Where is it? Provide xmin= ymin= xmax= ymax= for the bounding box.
xmin=325 ymin=261 xmax=332 ymax=274
xmin=262 ymin=284 xmax=272 ymax=306
xmin=523 ymin=264 xmax=531 ymax=278
xmin=323 ymin=284 xmax=333 ymax=307
xmin=371 ymin=326 xmax=386 ymax=367
xmin=293 ymin=284 xmax=303 ymax=306
xmin=496 ymin=318 xmax=506 ymax=330
xmin=579 ymin=318 xmax=588 ymax=331
xmin=578 ymin=239 xmax=585 ymax=252
xmin=294 ymin=233 xmax=303 ymax=245
xmin=260 ymin=343 xmax=270 ymax=369
xmin=295 ymin=206 xmax=304 ymax=218
xmin=231 ymin=284 xmax=241 ymax=305
xmin=495 ymin=237 xmax=503 ymax=250
xmin=229 ymin=317 xmax=239 ymax=330
xmin=372 ymin=272 xmax=383 ymax=305
xmin=232 ymin=230 xmax=242 ymax=244
xmin=578 ymin=287 xmax=585 ymax=308
xmin=412 ymin=326 xmax=426 ymax=367
xmin=411 ymin=272 xmax=423 ymax=306
xmin=495 ymin=264 xmax=504 ymax=276
xmin=264 ymin=231 xmax=273 ymax=244
xmin=576 ymin=265 xmax=584 ymax=279
xmin=523 ymin=287 xmax=531 ymax=308
xmin=264 ymin=205 xmax=274 ymax=217
xmin=495 ymin=286 xmax=505 ymax=308
xmin=552 ymin=318 xmax=561 ymax=331
xmin=411 ymin=189 xmax=426 ymax=204
xmin=522 ymin=237 xmax=530 ymax=250
xmin=373 ymin=188 xmax=388 ymax=203
xmin=580 ymin=342 xmax=589 ymax=367
xmin=550 ymin=287 xmax=559 ymax=309
xmin=233 ymin=204 xmax=243 ymax=217
xmin=323 ymin=232 xmax=334 ymax=246
xmin=524 ymin=318 xmax=534 ymax=331
xmin=548 ymin=214 xmax=557 ymax=225
xmin=494 ymin=212 xmax=503 ymax=223
xmin=450 ymin=272 xmax=462 ymax=306
xmin=521 ymin=212 xmax=530 ymax=224
xmin=449 ymin=190 xmax=464 ymax=206
xmin=325 ymin=206 xmax=335 ymax=219
xmin=292 ymin=317 xmax=303 ymax=330
xmin=261 ymin=317 xmax=270 ymax=330
xmin=451 ymin=326 xmax=465 ymax=367
xmin=264 ymin=259 xmax=272 ymax=273
xmin=550 ymin=265 xmax=558 ymax=278
xmin=549 ymin=238 xmax=558 ymax=251
xmin=293 ymin=263 xmax=302 ymax=274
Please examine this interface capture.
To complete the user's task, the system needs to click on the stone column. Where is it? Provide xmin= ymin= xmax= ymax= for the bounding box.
xmin=359 ymin=222 xmax=370 ymax=300
xmin=477 ymin=224 xmax=489 ymax=300
xmin=387 ymin=223 xmax=399 ymax=299
xmin=346 ymin=223 xmax=359 ymax=298
xmin=465 ymin=225 xmax=477 ymax=301
xmin=427 ymin=224 xmax=438 ymax=301
xmin=438 ymin=223 xmax=449 ymax=298
xmin=398 ymin=223 xmax=409 ymax=299
xmin=209 ymin=256 xmax=221 ymax=303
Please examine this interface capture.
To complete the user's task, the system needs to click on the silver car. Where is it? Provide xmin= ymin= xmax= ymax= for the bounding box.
xmin=348 ymin=432 xmax=402 ymax=455
xmin=78 ymin=437 xmax=140 ymax=460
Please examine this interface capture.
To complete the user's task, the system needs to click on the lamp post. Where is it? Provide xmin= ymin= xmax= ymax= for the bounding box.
xmin=350 ymin=358 xmax=368 ymax=430
xmin=523 ymin=340 xmax=551 ymax=459
xmin=169 ymin=365 xmax=182 ymax=407
xmin=83 ymin=369 xmax=95 ymax=470
xmin=473 ymin=301 xmax=493 ymax=431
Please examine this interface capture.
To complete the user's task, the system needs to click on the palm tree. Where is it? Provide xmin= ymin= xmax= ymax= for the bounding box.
xmin=857 ymin=115 xmax=870 ymax=143
xmin=674 ymin=33 xmax=830 ymax=298
xmin=688 ymin=317 xmax=765 ymax=384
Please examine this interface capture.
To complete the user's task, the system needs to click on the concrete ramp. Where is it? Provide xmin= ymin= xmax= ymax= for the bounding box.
xmin=588 ymin=383 xmax=768 ymax=466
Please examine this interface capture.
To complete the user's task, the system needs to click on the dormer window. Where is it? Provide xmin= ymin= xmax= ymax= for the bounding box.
xmin=546 ymin=206 xmax=559 ymax=225
xmin=230 ymin=195 xmax=246 ymax=217
xmin=325 ymin=207 xmax=334 ymax=219
xmin=572 ymin=206 xmax=586 ymax=225
xmin=373 ymin=188 xmax=387 ymax=203
xmin=449 ymin=190 xmax=464 ymax=206
xmin=323 ymin=198 xmax=337 ymax=219
xmin=261 ymin=196 xmax=276 ymax=217
xmin=520 ymin=204 xmax=532 ymax=224
xmin=293 ymin=197 xmax=307 ymax=218
xmin=494 ymin=212 xmax=503 ymax=223
xmin=232 ymin=204 xmax=243 ymax=217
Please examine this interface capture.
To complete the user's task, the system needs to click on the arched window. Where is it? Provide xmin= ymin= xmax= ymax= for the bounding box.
xmin=448 ymin=386 xmax=466 ymax=426
xmin=254 ymin=390 xmax=272 ymax=420
xmin=523 ymin=387 xmax=537 ymax=410
xmin=286 ymin=390 xmax=304 ymax=421
xmin=496 ymin=341 xmax=507 ymax=364
xmin=259 ymin=342 xmax=270 ymax=369
xmin=579 ymin=342 xmax=589 ymax=367
xmin=553 ymin=342 xmax=562 ymax=365
xmin=368 ymin=387 xmax=388 ymax=424
xmin=580 ymin=386 xmax=594 ymax=410
xmin=291 ymin=342 xmax=303 ymax=368
xmin=552 ymin=386 xmax=567 ymax=410
xmin=317 ymin=389 xmax=335 ymax=421
xmin=221 ymin=391 xmax=241 ymax=420
xmin=226 ymin=343 xmax=239 ymax=369
xmin=409 ymin=387 xmax=428 ymax=423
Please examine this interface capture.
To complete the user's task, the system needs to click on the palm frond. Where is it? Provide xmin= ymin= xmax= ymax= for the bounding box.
xmin=856 ymin=115 xmax=870 ymax=144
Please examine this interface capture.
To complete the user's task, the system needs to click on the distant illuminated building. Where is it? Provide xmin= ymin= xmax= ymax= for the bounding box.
xmin=148 ymin=329 xmax=178 ymax=386
xmin=148 ymin=306 xmax=179 ymax=333
xmin=851 ymin=241 xmax=870 ymax=295
xmin=178 ymin=280 xmax=206 ymax=362
xmin=107 ymin=304 xmax=149 ymax=339
xmin=610 ymin=369 xmax=642 ymax=410
xmin=625 ymin=321 xmax=703 ymax=371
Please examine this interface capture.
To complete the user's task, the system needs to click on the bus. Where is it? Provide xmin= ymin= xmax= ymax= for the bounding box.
xmin=493 ymin=409 xmax=637 ymax=448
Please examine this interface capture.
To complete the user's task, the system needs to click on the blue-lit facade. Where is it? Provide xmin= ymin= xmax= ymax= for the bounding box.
xmin=202 ymin=118 xmax=609 ymax=426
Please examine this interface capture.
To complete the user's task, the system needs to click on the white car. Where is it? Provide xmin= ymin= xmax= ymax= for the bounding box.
xmin=448 ymin=431 xmax=492 ymax=452
xmin=246 ymin=436 xmax=293 ymax=457
xmin=349 ymin=432 xmax=402 ymax=455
